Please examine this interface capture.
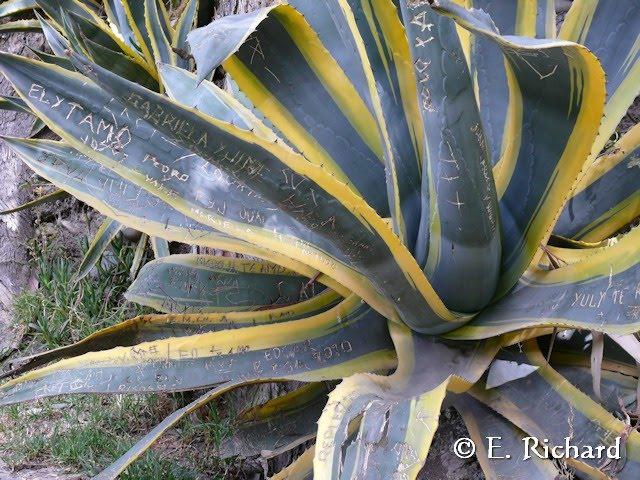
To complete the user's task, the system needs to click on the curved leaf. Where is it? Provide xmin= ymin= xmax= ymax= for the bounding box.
xmin=555 ymin=123 xmax=640 ymax=241
xmin=465 ymin=0 xmax=556 ymax=168
xmin=471 ymin=341 xmax=640 ymax=479
xmin=560 ymin=0 xmax=640 ymax=158
xmin=314 ymin=0 xmax=424 ymax=248
xmin=187 ymin=4 xmax=391 ymax=218
xmin=430 ymin=0 xmax=606 ymax=297
xmin=220 ymin=382 xmax=331 ymax=459
xmin=316 ymin=375 xmax=447 ymax=479
xmin=448 ymin=225 xmax=640 ymax=339
xmin=400 ymin=2 xmax=501 ymax=312
xmin=314 ymin=323 xmax=502 ymax=477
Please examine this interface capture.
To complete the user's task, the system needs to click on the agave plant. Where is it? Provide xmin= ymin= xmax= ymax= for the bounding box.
xmin=0 ymin=0 xmax=202 ymax=278
xmin=1 ymin=0 xmax=640 ymax=478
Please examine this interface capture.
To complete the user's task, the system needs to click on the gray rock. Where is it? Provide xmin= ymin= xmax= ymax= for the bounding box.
xmin=0 ymin=27 xmax=45 ymax=364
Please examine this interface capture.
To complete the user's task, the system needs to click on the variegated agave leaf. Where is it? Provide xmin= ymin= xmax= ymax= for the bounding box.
xmin=0 ymin=48 xmax=467 ymax=334
xmin=1 ymin=289 xmax=341 ymax=381
xmin=313 ymin=324 xmax=503 ymax=478
xmin=471 ymin=341 xmax=640 ymax=479
xmin=0 ymin=296 xmax=396 ymax=405
xmin=556 ymin=124 xmax=640 ymax=242
xmin=219 ymin=382 xmax=331 ymax=460
xmin=125 ymin=254 xmax=328 ymax=313
xmin=0 ymin=0 xmax=639 ymax=478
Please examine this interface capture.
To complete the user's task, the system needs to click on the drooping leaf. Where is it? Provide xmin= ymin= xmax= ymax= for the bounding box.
xmin=2 ymin=137 xmax=249 ymax=253
xmin=75 ymin=216 xmax=122 ymax=281
xmin=187 ymin=4 xmax=391 ymax=218
xmin=2 ymin=136 xmax=349 ymax=296
xmin=94 ymin=381 xmax=240 ymax=480
xmin=560 ymin=0 xmax=640 ymax=158
xmin=0 ymin=19 xmax=41 ymax=32
xmin=0 ymin=0 xmax=36 ymax=17
xmin=555 ymin=124 xmax=640 ymax=242
xmin=551 ymin=352 xmax=639 ymax=413
xmin=125 ymin=254 xmax=324 ymax=314
xmin=608 ymin=333 xmax=640 ymax=365
xmin=551 ymin=330 xmax=640 ymax=379
xmin=219 ymin=382 xmax=331 ymax=459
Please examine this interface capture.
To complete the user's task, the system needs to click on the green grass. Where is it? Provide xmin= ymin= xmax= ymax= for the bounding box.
xmin=0 ymin=394 xmax=232 ymax=479
xmin=1 ymin=232 xmax=238 ymax=479
xmin=13 ymin=235 xmax=146 ymax=349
